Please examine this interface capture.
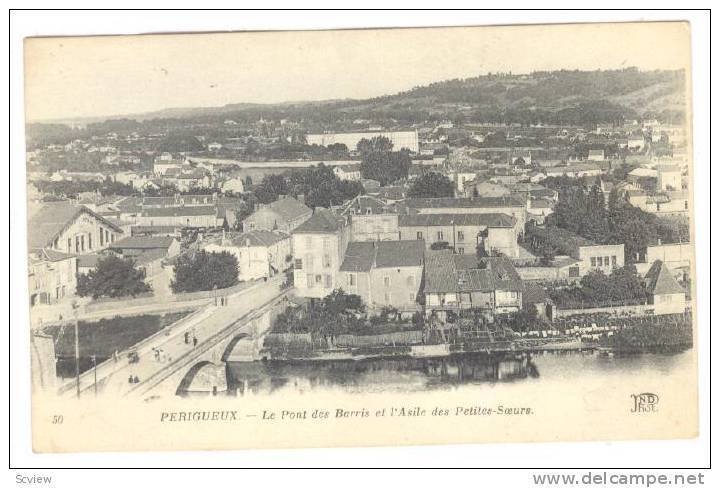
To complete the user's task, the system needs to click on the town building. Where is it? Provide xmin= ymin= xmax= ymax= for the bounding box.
xmin=543 ymin=163 xmax=603 ymax=179
xmin=28 ymin=202 xmax=125 ymax=255
xmin=28 ymin=249 xmax=78 ymax=307
xmin=587 ymin=149 xmax=605 ymax=161
xmin=342 ymin=195 xmax=400 ymax=242
xmin=338 ymin=240 xmax=425 ymax=314
xmin=525 ymin=226 xmax=625 ymax=278
xmin=243 ymin=196 xmax=312 ymax=234
xmin=398 ymin=213 xmax=518 ymax=257
xmin=292 ymin=209 xmax=351 ymax=299
xmin=423 ymin=253 xmax=524 ymax=321
xmin=203 ymin=230 xmax=292 ymax=282
xmin=404 ymin=196 xmax=527 ymax=238
xmin=332 ymin=164 xmax=363 ymax=181
xmin=136 ymin=206 xmax=223 ymax=228
xmin=644 ymin=260 xmax=687 ymax=315
xmin=306 ymin=130 xmax=419 ymax=153
xmin=656 ymin=164 xmax=683 ymax=191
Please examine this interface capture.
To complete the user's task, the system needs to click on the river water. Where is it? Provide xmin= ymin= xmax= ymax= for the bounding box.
xmin=224 ymin=349 xmax=694 ymax=397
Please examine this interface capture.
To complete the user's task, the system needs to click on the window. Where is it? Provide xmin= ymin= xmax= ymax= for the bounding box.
xmin=323 ymin=254 xmax=331 ymax=268
xmin=88 ymin=234 xmax=92 ymax=250
xmin=457 ymin=231 xmax=464 ymax=241
xmin=105 ymin=229 xmax=109 ymax=243
xmin=437 ymin=231 xmax=444 ymax=241
xmin=99 ymin=229 xmax=104 ymax=246
xmin=110 ymin=234 xmax=114 ymax=243
xmin=409 ymin=292 xmax=415 ymax=302
xmin=348 ymin=274 xmax=356 ymax=286
xmin=305 ymin=255 xmax=314 ymax=270
xmin=306 ymin=274 xmax=314 ymax=288
xmin=384 ymin=292 xmax=391 ymax=304
xmin=569 ymin=266 xmax=580 ymax=278
xmin=416 ymin=231 xmax=423 ymax=240
xmin=67 ymin=238 xmax=72 ymax=252
xmin=315 ymin=274 xmax=322 ymax=284
xmin=384 ymin=276 xmax=390 ymax=287
xmin=305 ymin=236 xmax=312 ymax=248
xmin=612 ymin=256 xmax=617 ymax=266
xmin=590 ymin=257 xmax=596 ymax=266
xmin=685 ymin=201 xmax=688 ymax=210
xmin=294 ymin=259 xmax=303 ymax=270
xmin=75 ymin=236 xmax=80 ymax=253
xmin=604 ymin=256 xmax=610 ymax=266
xmin=324 ymin=275 xmax=332 ymax=288
xmin=323 ymin=238 xmax=330 ymax=251
xmin=458 ymin=247 xmax=465 ymax=254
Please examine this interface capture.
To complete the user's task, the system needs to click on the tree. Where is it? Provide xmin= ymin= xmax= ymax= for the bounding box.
xmin=357 ymin=136 xmax=393 ymax=154
xmin=358 ymin=136 xmax=411 ymax=185
xmin=408 ymin=172 xmax=455 ymax=198
xmin=254 ymin=174 xmax=288 ymax=204
xmin=76 ymin=255 xmax=152 ymax=299
xmin=171 ymin=250 xmax=238 ymax=293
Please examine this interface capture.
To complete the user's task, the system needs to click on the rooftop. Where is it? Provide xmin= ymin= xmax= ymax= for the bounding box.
xmin=644 ymin=260 xmax=685 ymax=295
xmin=257 ymin=197 xmax=311 ymax=222
xmin=424 ymin=252 xmax=523 ymax=293
xmin=293 ymin=209 xmax=346 ymax=234
xmin=405 ymin=195 xmax=526 ymax=209
xmin=398 ymin=213 xmax=515 ymax=228
xmin=340 ymin=240 xmax=425 ymax=272
xmin=109 ymin=236 xmax=176 ymax=250
xmin=27 ymin=203 xmax=123 ymax=251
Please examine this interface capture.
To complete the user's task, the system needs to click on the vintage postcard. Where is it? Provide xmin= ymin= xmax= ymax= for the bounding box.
xmin=24 ymin=21 xmax=697 ymax=452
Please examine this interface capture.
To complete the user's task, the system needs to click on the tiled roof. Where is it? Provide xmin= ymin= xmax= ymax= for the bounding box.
xmin=109 ymin=235 xmax=176 ymax=250
xmin=340 ymin=240 xmax=425 ymax=272
xmin=27 ymin=203 xmax=123 ymax=250
xmin=406 ymin=195 xmax=526 ymax=209
xmin=262 ymin=197 xmax=312 ymax=221
xmin=424 ymin=252 xmax=523 ymax=293
xmin=293 ymin=209 xmax=346 ymax=234
xmin=226 ymin=230 xmax=290 ymax=247
xmin=141 ymin=206 xmax=217 ymax=217
xmin=398 ymin=213 xmax=515 ymax=228
xmin=645 ymin=260 xmax=685 ymax=295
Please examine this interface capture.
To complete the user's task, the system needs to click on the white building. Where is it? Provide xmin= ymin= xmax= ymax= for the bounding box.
xmin=306 ymin=130 xmax=419 ymax=153
xmin=292 ymin=209 xmax=351 ymax=299
xmin=204 ymin=230 xmax=292 ymax=282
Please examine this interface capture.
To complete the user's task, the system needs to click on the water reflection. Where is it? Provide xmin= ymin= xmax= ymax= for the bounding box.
xmin=226 ymin=353 xmax=540 ymax=396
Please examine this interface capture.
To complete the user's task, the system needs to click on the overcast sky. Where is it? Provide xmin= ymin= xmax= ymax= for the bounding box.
xmin=24 ymin=22 xmax=690 ymax=122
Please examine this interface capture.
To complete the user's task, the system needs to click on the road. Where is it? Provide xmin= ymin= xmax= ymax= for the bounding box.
xmin=58 ymin=276 xmax=286 ymax=398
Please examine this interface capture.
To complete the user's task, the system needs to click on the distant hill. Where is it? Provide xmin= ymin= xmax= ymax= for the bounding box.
xmin=31 ymin=68 xmax=686 ymax=128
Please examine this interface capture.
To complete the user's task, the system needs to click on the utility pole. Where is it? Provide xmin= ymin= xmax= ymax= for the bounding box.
xmin=72 ymin=301 xmax=80 ymax=399
xmin=92 ymin=354 xmax=97 ymax=396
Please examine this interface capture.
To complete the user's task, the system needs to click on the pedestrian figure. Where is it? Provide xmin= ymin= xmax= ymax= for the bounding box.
xmin=184 ymin=331 xmax=190 ymax=344
xmin=193 ymin=336 xmax=198 ymax=347
xmin=133 ymin=375 xmax=139 ymax=383
xmin=128 ymin=374 xmax=133 ymax=384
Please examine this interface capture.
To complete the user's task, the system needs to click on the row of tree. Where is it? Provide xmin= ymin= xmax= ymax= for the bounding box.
xmin=548 ymin=266 xmax=649 ymax=309
xmin=545 ymin=180 xmax=689 ymax=263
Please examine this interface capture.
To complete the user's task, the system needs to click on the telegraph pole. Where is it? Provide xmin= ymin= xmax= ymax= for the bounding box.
xmin=72 ymin=301 xmax=80 ymax=398
xmin=92 ymin=354 xmax=98 ymax=396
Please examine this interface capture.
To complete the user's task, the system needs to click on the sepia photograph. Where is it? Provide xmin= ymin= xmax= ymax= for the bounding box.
xmin=14 ymin=13 xmax=707 ymax=464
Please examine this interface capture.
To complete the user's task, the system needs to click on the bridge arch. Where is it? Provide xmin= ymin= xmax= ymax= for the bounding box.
xmin=175 ymin=360 xmax=227 ymax=396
